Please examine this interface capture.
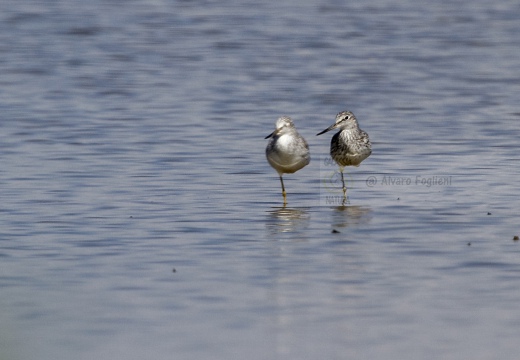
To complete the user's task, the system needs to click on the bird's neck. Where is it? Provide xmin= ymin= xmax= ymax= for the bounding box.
xmin=340 ymin=127 xmax=360 ymax=139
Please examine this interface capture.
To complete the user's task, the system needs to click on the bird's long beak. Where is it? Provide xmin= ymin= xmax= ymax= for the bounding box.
xmin=316 ymin=123 xmax=336 ymax=136
xmin=265 ymin=129 xmax=277 ymax=139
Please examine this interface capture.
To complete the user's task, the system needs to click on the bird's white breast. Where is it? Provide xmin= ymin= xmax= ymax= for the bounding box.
xmin=276 ymin=133 xmax=293 ymax=150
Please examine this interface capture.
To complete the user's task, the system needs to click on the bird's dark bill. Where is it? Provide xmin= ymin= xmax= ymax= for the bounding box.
xmin=265 ymin=131 xmax=275 ymax=139
xmin=316 ymin=124 xmax=334 ymax=136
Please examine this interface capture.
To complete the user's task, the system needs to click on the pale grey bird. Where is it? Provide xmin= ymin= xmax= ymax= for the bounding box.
xmin=317 ymin=111 xmax=371 ymax=199
xmin=265 ymin=116 xmax=310 ymax=205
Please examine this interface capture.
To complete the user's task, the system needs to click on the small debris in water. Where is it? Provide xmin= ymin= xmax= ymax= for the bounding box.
xmin=172 ymin=268 xmax=177 ymax=273
xmin=513 ymin=236 xmax=519 ymax=241
xmin=397 ymin=197 xmax=400 ymax=200
xmin=487 ymin=212 xmax=492 ymax=215
xmin=332 ymin=229 xmax=340 ymax=233
xmin=467 ymin=242 xmax=471 ymax=246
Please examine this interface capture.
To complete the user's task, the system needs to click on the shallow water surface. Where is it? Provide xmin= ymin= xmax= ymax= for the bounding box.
xmin=1 ymin=0 xmax=520 ymax=359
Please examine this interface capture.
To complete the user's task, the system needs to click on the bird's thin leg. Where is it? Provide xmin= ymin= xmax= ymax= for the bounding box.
xmin=279 ymin=175 xmax=287 ymax=205
xmin=340 ymin=168 xmax=347 ymax=200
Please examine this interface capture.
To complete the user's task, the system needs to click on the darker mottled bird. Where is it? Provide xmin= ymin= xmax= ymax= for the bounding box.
xmin=317 ymin=111 xmax=371 ymax=200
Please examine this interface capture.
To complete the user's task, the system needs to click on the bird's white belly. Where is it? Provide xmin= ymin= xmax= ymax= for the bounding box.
xmin=267 ymin=134 xmax=309 ymax=174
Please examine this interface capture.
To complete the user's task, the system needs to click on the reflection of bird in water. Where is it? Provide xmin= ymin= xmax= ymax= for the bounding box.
xmin=266 ymin=207 xmax=310 ymax=234
xmin=317 ymin=111 xmax=371 ymax=203
xmin=331 ymin=205 xmax=372 ymax=229
xmin=265 ymin=116 xmax=310 ymax=205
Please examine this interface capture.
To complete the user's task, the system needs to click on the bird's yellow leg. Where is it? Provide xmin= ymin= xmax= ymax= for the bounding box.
xmin=279 ymin=176 xmax=287 ymax=205
xmin=340 ymin=168 xmax=347 ymax=200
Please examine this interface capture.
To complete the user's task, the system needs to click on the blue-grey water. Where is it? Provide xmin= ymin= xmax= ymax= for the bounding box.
xmin=1 ymin=0 xmax=520 ymax=359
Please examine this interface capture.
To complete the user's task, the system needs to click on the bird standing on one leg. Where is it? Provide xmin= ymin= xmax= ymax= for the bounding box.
xmin=265 ymin=116 xmax=310 ymax=205
xmin=317 ymin=111 xmax=371 ymax=202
